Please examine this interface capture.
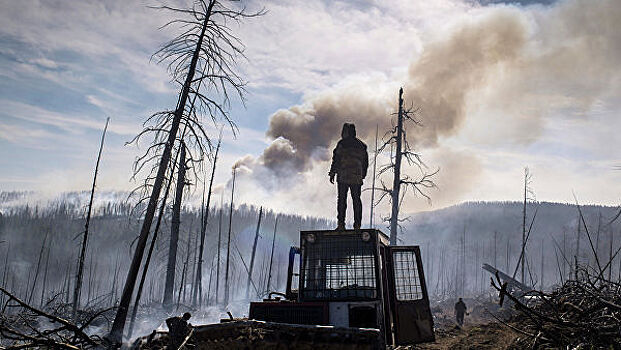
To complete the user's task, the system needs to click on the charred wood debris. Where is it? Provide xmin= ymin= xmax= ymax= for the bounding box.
xmin=0 ymin=286 xmax=113 ymax=349
xmin=489 ymin=266 xmax=621 ymax=349
xmin=487 ymin=205 xmax=621 ymax=349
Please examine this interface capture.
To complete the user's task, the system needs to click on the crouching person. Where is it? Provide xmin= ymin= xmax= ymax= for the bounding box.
xmin=166 ymin=312 xmax=192 ymax=349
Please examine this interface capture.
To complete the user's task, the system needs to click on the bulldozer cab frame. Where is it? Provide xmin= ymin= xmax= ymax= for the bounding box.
xmin=136 ymin=229 xmax=435 ymax=349
xmin=282 ymin=229 xmax=434 ymax=346
xmin=382 ymin=245 xmax=434 ymax=344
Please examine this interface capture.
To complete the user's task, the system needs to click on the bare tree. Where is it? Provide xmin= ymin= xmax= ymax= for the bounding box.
xmin=376 ymin=88 xmax=438 ymax=245
xmin=126 ymin=154 xmax=175 ymax=339
xmin=40 ymin=246 xmax=50 ymax=307
xmin=224 ymin=167 xmax=237 ymax=307
xmin=193 ymin=131 xmax=222 ymax=307
xmin=246 ymin=206 xmax=263 ymax=300
xmin=214 ymin=193 xmax=225 ymax=305
xmin=519 ymin=167 xmax=535 ymax=283
xmin=73 ymin=117 xmax=109 ymax=320
xmin=163 ymin=143 xmax=187 ymax=310
xmin=126 ymin=130 xmax=190 ymax=338
xmin=177 ymin=224 xmax=194 ymax=307
xmin=108 ymin=1 xmax=263 ymax=343
xmin=28 ymin=232 xmax=48 ymax=306
xmin=266 ymin=216 xmax=278 ymax=294
xmin=369 ymin=125 xmax=378 ymax=229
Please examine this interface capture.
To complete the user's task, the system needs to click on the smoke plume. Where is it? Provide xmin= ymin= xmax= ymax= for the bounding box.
xmin=238 ymin=0 xmax=621 ymax=213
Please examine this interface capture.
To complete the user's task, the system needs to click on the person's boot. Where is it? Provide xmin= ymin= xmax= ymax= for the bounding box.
xmin=336 ymin=222 xmax=345 ymax=231
xmin=353 ymin=223 xmax=361 ymax=231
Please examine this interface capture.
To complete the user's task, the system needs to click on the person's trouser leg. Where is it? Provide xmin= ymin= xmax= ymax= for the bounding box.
xmin=337 ymin=182 xmax=348 ymax=228
xmin=457 ymin=313 xmax=464 ymax=326
xmin=351 ymin=183 xmax=362 ymax=229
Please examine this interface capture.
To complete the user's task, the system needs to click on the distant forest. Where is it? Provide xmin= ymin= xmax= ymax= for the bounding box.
xmin=1 ymin=191 xmax=620 ymax=306
xmin=403 ymin=201 xmax=621 ymax=298
xmin=0 ymin=191 xmax=332 ymax=310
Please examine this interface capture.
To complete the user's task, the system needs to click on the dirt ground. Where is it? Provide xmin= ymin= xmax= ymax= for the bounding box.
xmin=413 ymin=296 xmax=521 ymax=350
xmin=415 ymin=322 xmax=519 ymax=350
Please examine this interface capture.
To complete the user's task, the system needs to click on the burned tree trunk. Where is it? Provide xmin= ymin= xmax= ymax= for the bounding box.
xmin=224 ymin=168 xmax=236 ymax=307
xmin=190 ymin=230 xmax=198 ymax=305
xmin=379 ymin=88 xmax=436 ymax=245
xmin=164 ymin=143 xmax=186 ymax=310
xmin=521 ymin=168 xmax=528 ymax=284
xmin=108 ymin=3 xmax=214 ymax=342
xmin=111 ymin=251 xmax=120 ymax=306
xmin=206 ymin=256 xmax=215 ymax=305
xmin=246 ymin=206 xmax=263 ymax=300
xmin=87 ymin=255 xmax=94 ymax=305
xmin=193 ymin=133 xmax=222 ymax=307
xmin=389 ymin=89 xmax=404 ymax=246
xmin=40 ymin=246 xmax=50 ymax=307
xmin=562 ymin=229 xmax=567 ymax=281
xmin=215 ymin=197 xmax=224 ymax=305
xmin=1 ymin=243 xmax=9 ymax=307
xmin=109 ymin=0 xmax=262 ymax=339
xmin=608 ymin=228 xmax=613 ymax=281
xmin=63 ymin=260 xmax=71 ymax=304
xmin=177 ymin=228 xmax=193 ymax=308
xmin=369 ymin=125 xmax=378 ymax=229
xmin=28 ymin=232 xmax=48 ymax=305
xmin=266 ymin=216 xmax=278 ymax=294
xmin=494 ymin=231 xmax=498 ymax=268
xmin=127 ymin=165 xmax=175 ymax=338
xmin=540 ymin=239 xmax=545 ymax=288
xmin=575 ymin=213 xmax=581 ymax=280
xmin=73 ymin=117 xmax=108 ymax=320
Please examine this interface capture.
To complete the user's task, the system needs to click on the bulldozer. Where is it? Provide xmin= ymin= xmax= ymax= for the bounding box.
xmin=132 ymin=229 xmax=434 ymax=349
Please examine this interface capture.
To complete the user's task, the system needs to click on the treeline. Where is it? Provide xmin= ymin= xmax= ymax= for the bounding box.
xmin=402 ymin=201 xmax=621 ymax=298
xmin=4 ymin=192 xmax=620 ymax=307
xmin=0 ymin=195 xmax=332 ymax=313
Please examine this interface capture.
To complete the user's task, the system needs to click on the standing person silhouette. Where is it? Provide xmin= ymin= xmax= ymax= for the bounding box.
xmin=329 ymin=123 xmax=368 ymax=231
xmin=454 ymin=298 xmax=467 ymax=327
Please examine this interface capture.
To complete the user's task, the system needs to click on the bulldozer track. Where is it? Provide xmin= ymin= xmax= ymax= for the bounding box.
xmin=130 ymin=320 xmax=383 ymax=350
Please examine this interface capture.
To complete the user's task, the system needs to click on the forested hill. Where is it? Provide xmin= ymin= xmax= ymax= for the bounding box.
xmin=2 ymin=190 xmax=620 ymax=298
xmin=0 ymin=190 xmax=332 ymax=305
xmin=402 ymin=201 xmax=621 ymax=246
xmin=400 ymin=201 xmax=621 ymax=295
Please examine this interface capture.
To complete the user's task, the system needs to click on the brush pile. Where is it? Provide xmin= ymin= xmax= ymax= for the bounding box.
xmin=491 ymin=268 xmax=621 ymax=349
xmin=0 ymin=287 xmax=112 ymax=349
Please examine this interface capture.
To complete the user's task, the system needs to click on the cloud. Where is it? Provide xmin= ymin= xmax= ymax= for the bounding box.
xmin=1 ymin=100 xmax=138 ymax=136
xmin=237 ymin=0 xmax=472 ymax=92
xmin=86 ymin=95 xmax=106 ymax=109
xmin=28 ymin=57 xmax=58 ymax=69
xmin=232 ymin=0 xmax=621 ymax=216
xmin=478 ymin=0 xmax=557 ymax=5
xmin=0 ymin=0 xmax=173 ymax=94
xmin=0 ymin=120 xmax=55 ymax=146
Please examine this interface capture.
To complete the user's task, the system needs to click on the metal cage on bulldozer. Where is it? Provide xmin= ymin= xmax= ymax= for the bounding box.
xmin=250 ymin=229 xmax=435 ymax=347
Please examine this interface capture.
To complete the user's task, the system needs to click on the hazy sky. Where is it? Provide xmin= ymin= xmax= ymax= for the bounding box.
xmin=0 ymin=0 xmax=619 ymax=220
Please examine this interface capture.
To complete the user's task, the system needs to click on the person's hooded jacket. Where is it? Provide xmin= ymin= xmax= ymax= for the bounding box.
xmin=329 ymin=123 xmax=368 ymax=185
